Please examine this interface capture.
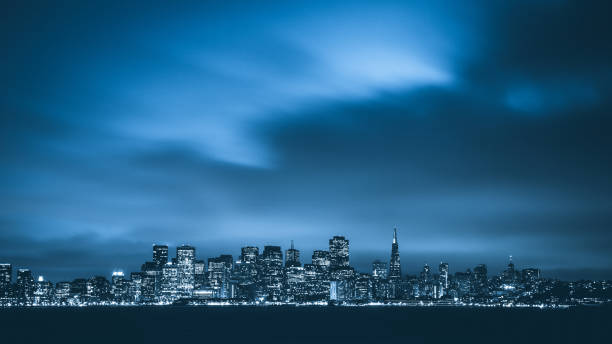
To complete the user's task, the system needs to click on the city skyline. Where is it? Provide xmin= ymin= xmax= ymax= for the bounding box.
xmin=2 ymin=228 xmax=609 ymax=307
xmin=0 ymin=228 xmax=593 ymax=285
xmin=0 ymin=229 xmax=584 ymax=283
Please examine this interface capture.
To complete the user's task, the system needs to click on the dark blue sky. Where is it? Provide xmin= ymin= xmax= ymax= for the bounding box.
xmin=2 ymin=1 xmax=612 ymax=281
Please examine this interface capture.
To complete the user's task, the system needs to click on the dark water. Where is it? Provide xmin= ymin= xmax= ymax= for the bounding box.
xmin=0 ymin=306 xmax=609 ymax=344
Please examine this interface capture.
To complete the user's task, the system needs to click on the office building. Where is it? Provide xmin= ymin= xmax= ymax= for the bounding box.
xmin=285 ymin=240 xmax=301 ymax=268
xmin=176 ymin=245 xmax=196 ymax=298
xmin=153 ymin=245 xmax=169 ymax=267
xmin=329 ymin=236 xmax=349 ymax=269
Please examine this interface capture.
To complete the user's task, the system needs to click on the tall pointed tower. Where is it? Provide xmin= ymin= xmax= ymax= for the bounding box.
xmin=389 ymin=227 xmax=401 ymax=281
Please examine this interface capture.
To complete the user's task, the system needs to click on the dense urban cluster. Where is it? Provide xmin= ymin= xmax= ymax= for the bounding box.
xmin=1 ymin=229 xmax=610 ymax=307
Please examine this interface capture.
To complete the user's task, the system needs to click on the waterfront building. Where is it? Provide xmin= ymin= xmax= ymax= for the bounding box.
xmin=54 ymin=282 xmax=71 ymax=303
xmin=112 ymin=271 xmax=128 ymax=302
xmin=33 ymin=276 xmax=53 ymax=305
xmin=87 ymin=276 xmax=111 ymax=302
xmin=70 ymin=278 xmax=88 ymax=302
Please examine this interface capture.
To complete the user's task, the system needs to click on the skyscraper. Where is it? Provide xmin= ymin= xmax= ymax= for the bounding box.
xmin=240 ymin=246 xmax=259 ymax=264
xmin=389 ymin=228 xmax=401 ymax=281
xmin=176 ymin=245 xmax=196 ymax=298
xmin=260 ymin=246 xmax=283 ymax=300
xmin=141 ymin=261 xmax=161 ymax=302
xmin=419 ymin=264 xmax=432 ymax=298
xmin=129 ymin=272 xmax=144 ymax=302
xmin=473 ymin=264 xmax=488 ymax=296
xmin=235 ymin=246 xmax=259 ymax=296
xmin=194 ymin=260 xmax=206 ymax=289
xmin=153 ymin=245 xmax=168 ymax=267
xmin=0 ymin=264 xmax=11 ymax=298
xmin=503 ymin=256 xmax=517 ymax=284
xmin=372 ymin=260 xmax=388 ymax=279
xmin=438 ymin=262 xmax=449 ymax=297
xmin=329 ymin=236 xmax=349 ymax=269
xmin=285 ymin=240 xmax=301 ymax=268
xmin=312 ymin=250 xmax=330 ymax=270
xmin=161 ymin=261 xmax=179 ymax=302
xmin=16 ymin=269 xmax=34 ymax=303
xmin=208 ymin=255 xmax=233 ymax=298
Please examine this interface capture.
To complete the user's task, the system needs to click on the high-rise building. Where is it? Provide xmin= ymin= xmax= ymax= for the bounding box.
xmin=472 ymin=264 xmax=488 ymax=296
xmin=161 ymin=262 xmax=179 ymax=302
xmin=87 ymin=276 xmax=111 ymax=302
xmin=438 ymin=262 xmax=449 ymax=298
xmin=16 ymin=269 xmax=34 ymax=303
xmin=153 ymin=245 xmax=169 ymax=267
xmin=312 ymin=250 xmax=330 ymax=270
xmin=419 ymin=264 xmax=432 ymax=298
xmin=372 ymin=260 xmax=388 ymax=279
xmin=0 ymin=264 xmax=11 ymax=298
xmin=371 ymin=260 xmax=389 ymax=300
xmin=54 ymin=282 xmax=71 ymax=303
xmin=503 ymin=256 xmax=518 ymax=284
xmin=329 ymin=236 xmax=349 ymax=269
xmin=129 ymin=272 xmax=144 ymax=302
xmin=240 ymin=246 xmax=259 ymax=264
xmin=208 ymin=255 xmax=233 ymax=298
xmin=235 ymin=247 xmax=258 ymax=299
xmin=389 ymin=228 xmax=401 ymax=281
xmin=141 ymin=261 xmax=161 ymax=302
xmin=236 ymin=247 xmax=258 ymax=281
xmin=354 ymin=273 xmax=372 ymax=301
xmin=260 ymin=246 xmax=283 ymax=301
xmin=194 ymin=260 xmax=206 ymax=289
xmin=112 ymin=271 xmax=128 ymax=302
xmin=176 ymin=245 xmax=196 ymax=298
xmin=285 ymin=240 xmax=301 ymax=268
xmin=521 ymin=268 xmax=540 ymax=289
xmin=285 ymin=266 xmax=306 ymax=301
xmin=70 ymin=278 xmax=88 ymax=301
xmin=454 ymin=270 xmax=472 ymax=299
xmin=33 ymin=276 xmax=53 ymax=305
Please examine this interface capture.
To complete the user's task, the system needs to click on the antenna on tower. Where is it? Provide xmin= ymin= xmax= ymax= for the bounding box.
xmin=291 ymin=240 xmax=294 ymax=250
xmin=393 ymin=227 xmax=397 ymax=244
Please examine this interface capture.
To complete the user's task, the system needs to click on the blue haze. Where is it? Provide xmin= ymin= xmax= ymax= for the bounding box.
xmin=1 ymin=1 xmax=612 ymax=281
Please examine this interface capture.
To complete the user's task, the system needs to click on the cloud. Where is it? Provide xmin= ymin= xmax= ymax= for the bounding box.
xmin=1 ymin=0 xmax=612 ymax=280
